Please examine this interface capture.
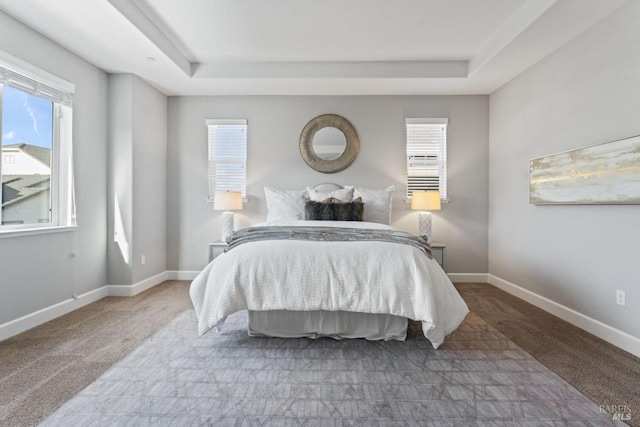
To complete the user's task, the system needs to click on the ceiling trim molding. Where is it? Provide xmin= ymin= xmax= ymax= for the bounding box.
xmin=131 ymin=0 xmax=196 ymax=62
xmin=193 ymin=60 xmax=468 ymax=80
xmin=107 ymin=0 xmax=192 ymax=76
xmin=468 ymin=0 xmax=558 ymax=77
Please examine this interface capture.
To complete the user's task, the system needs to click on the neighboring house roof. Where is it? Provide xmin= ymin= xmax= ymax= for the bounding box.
xmin=1 ymin=175 xmax=50 ymax=208
xmin=3 ymin=143 xmax=51 ymax=167
xmin=1 ymin=144 xmax=52 ymax=208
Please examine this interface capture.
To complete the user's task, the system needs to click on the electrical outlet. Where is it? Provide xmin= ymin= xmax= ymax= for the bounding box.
xmin=141 ymin=255 xmax=146 ymax=265
xmin=616 ymin=290 xmax=625 ymax=307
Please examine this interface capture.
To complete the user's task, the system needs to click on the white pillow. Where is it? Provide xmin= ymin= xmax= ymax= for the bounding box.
xmin=353 ymin=186 xmax=394 ymax=224
xmin=306 ymin=186 xmax=354 ymax=202
xmin=264 ymin=187 xmax=307 ymax=222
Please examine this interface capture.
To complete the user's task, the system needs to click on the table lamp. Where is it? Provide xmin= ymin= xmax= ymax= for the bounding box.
xmin=213 ymin=191 xmax=243 ymax=242
xmin=411 ymin=190 xmax=441 ymax=242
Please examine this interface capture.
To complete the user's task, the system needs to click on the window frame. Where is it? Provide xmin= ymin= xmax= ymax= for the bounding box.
xmin=0 ymin=50 xmax=75 ymax=236
xmin=205 ymin=119 xmax=248 ymax=202
xmin=405 ymin=118 xmax=448 ymax=201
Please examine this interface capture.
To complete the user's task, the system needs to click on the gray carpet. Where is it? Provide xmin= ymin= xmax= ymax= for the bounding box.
xmin=0 ymin=281 xmax=193 ymax=427
xmin=40 ymin=309 xmax=625 ymax=426
xmin=458 ymin=283 xmax=639 ymax=426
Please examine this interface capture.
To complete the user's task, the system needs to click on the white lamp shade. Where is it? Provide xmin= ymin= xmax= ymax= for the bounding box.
xmin=213 ymin=191 xmax=243 ymax=211
xmin=411 ymin=190 xmax=441 ymax=211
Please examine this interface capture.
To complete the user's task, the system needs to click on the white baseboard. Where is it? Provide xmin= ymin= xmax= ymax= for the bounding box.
xmin=107 ymin=271 xmax=168 ymax=297
xmin=0 ymin=270 xmax=178 ymax=342
xmin=0 ymin=286 xmax=108 ymax=342
xmin=167 ymin=270 xmax=200 ymax=280
xmin=448 ymin=273 xmax=489 ymax=283
xmin=488 ymin=274 xmax=640 ymax=358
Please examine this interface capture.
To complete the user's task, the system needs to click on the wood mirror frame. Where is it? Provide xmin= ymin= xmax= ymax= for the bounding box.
xmin=299 ymin=114 xmax=359 ymax=174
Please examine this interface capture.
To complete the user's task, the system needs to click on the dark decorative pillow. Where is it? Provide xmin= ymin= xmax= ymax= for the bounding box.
xmin=333 ymin=197 xmax=364 ymax=221
xmin=304 ymin=197 xmax=335 ymax=220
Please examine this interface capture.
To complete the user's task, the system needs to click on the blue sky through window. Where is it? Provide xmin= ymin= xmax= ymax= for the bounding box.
xmin=2 ymin=86 xmax=53 ymax=148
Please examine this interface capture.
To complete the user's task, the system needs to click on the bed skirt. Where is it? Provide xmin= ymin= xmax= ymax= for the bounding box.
xmin=247 ymin=310 xmax=408 ymax=341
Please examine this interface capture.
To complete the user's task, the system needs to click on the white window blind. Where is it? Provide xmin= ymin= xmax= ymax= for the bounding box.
xmin=0 ymin=50 xmax=74 ymax=107
xmin=206 ymin=119 xmax=247 ymax=199
xmin=406 ymin=118 xmax=448 ymax=199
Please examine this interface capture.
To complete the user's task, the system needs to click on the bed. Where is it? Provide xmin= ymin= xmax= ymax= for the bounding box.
xmin=190 ymin=184 xmax=469 ymax=348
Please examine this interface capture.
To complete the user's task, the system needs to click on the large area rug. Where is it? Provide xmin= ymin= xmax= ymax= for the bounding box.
xmin=41 ymin=310 xmax=625 ymax=426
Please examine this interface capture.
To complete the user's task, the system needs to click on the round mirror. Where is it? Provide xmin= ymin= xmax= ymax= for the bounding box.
xmin=312 ymin=127 xmax=347 ymax=160
xmin=299 ymin=114 xmax=359 ymax=174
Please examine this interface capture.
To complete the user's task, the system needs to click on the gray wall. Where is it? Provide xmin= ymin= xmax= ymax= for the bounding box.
xmin=0 ymin=11 xmax=108 ymax=323
xmin=107 ymin=74 xmax=168 ymax=285
xmin=489 ymin=1 xmax=640 ymax=339
xmin=107 ymin=74 xmax=134 ymax=286
xmin=167 ymin=95 xmax=489 ymax=272
xmin=132 ymin=76 xmax=167 ymax=283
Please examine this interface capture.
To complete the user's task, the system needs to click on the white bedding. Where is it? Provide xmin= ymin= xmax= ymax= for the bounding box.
xmin=190 ymin=220 xmax=469 ymax=348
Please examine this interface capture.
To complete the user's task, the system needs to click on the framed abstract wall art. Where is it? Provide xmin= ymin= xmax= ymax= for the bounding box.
xmin=530 ymin=135 xmax=640 ymax=205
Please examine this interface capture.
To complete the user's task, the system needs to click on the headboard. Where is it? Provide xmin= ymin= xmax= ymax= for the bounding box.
xmin=313 ymin=183 xmax=343 ymax=192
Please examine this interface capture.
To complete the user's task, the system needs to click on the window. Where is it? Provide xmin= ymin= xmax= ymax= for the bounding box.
xmin=0 ymin=50 xmax=75 ymax=232
xmin=405 ymin=118 xmax=448 ymax=200
xmin=206 ymin=119 xmax=247 ymax=200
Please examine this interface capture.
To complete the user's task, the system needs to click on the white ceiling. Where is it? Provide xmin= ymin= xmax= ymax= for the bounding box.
xmin=0 ymin=0 xmax=629 ymax=96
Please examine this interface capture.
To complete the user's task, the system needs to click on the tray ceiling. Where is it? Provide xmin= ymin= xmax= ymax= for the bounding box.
xmin=0 ymin=0 xmax=628 ymax=95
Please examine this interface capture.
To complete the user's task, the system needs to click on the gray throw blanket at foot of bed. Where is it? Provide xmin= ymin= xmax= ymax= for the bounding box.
xmin=225 ymin=226 xmax=433 ymax=258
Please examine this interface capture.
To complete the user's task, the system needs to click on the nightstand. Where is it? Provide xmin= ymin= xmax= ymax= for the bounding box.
xmin=208 ymin=240 xmax=228 ymax=262
xmin=430 ymin=242 xmax=447 ymax=272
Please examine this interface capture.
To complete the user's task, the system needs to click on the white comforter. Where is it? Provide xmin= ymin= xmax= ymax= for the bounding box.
xmin=190 ymin=220 xmax=469 ymax=348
